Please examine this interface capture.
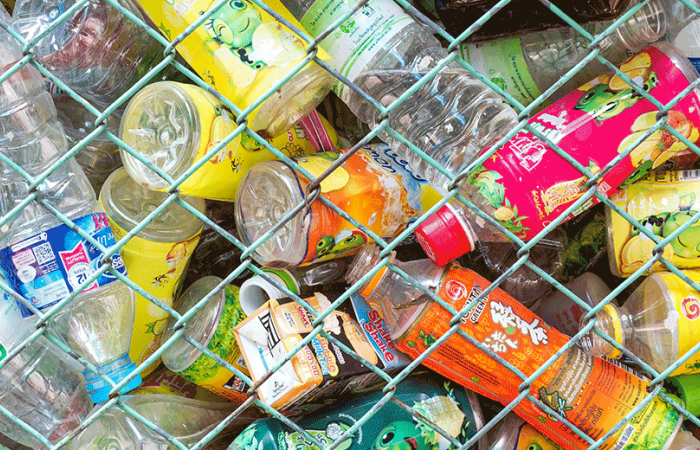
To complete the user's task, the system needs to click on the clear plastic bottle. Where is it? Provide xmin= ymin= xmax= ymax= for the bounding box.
xmin=54 ymin=94 xmax=122 ymax=193
xmin=0 ymin=296 xmax=93 ymax=449
xmin=12 ymin=0 xmax=175 ymax=109
xmin=100 ymin=167 xmax=206 ymax=378
xmin=663 ymin=0 xmax=700 ymax=71
xmin=459 ymin=0 xmax=666 ymax=106
xmin=63 ymin=394 xmax=259 ymax=450
xmin=580 ymin=270 xmax=700 ymax=376
xmin=0 ymin=6 xmax=140 ymax=403
xmin=415 ymin=42 xmax=700 ymax=266
xmin=285 ymin=0 xmax=519 ymax=193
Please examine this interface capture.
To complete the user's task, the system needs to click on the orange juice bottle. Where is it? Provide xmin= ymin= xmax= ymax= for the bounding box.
xmin=345 ymin=244 xmax=693 ymax=450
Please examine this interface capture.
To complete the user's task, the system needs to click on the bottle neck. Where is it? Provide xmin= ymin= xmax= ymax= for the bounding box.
xmin=611 ymin=0 xmax=667 ymax=53
xmin=580 ymin=303 xmax=632 ymax=359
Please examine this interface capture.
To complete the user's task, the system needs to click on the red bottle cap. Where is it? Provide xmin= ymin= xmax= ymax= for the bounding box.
xmin=415 ymin=203 xmax=475 ymax=266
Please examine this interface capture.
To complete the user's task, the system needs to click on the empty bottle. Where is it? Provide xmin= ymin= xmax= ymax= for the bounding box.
xmin=0 ymin=6 xmax=141 ymax=402
xmin=580 ymin=269 xmax=700 ymax=376
xmin=63 ymin=394 xmax=260 ymax=450
xmin=663 ymin=0 xmax=700 ymax=70
xmin=284 ymin=0 xmax=519 ymax=192
xmin=415 ymin=42 xmax=700 ymax=266
xmin=0 ymin=296 xmax=93 ymax=449
xmin=54 ymin=94 xmax=122 ymax=193
xmin=459 ymin=0 xmax=666 ymax=106
xmin=100 ymin=167 xmax=206 ymax=378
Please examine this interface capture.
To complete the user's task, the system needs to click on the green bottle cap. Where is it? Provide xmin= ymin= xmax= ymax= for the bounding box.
xmin=668 ymin=374 xmax=700 ymax=416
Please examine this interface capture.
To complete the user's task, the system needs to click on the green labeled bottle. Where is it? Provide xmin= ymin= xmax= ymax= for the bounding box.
xmin=227 ymin=371 xmax=487 ymax=450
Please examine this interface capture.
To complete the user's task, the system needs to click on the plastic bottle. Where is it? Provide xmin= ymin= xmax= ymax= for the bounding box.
xmin=414 ymin=42 xmax=700 ymax=266
xmin=344 ymin=244 xmax=691 ymax=450
xmin=486 ymin=414 xmax=565 ymax=450
xmin=119 ymin=81 xmax=340 ymax=201
xmin=431 ymin=0 xmax=636 ymax=42
xmin=580 ymin=269 xmax=700 ymax=376
xmin=0 ymin=6 xmax=140 ymax=402
xmin=227 ymin=372 xmax=487 ymax=450
xmin=54 ymin=94 xmax=122 ymax=193
xmin=533 ymin=272 xmax=613 ymax=337
xmin=284 ymin=0 xmax=519 ymax=193
xmin=235 ymin=144 xmax=443 ymax=268
xmin=63 ymin=393 xmax=260 ymax=450
xmin=0 ymin=296 xmax=93 ymax=449
xmin=12 ymin=0 xmax=177 ymax=110
xmin=99 ymin=167 xmax=206 ymax=378
xmin=663 ymin=0 xmax=700 ymax=71
xmin=459 ymin=0 xmax=666 ymax=106
xmin=239 ymin=258 xmax=350 ymax=315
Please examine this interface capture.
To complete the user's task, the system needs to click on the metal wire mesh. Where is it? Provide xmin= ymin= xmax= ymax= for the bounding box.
xmin=0 ymin=0 xmax=699 ymax=449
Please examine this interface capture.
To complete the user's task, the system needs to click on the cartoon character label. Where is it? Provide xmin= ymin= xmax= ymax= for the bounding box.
xmin=0 ymin=213 xmax=127 ymax=318
xmin=293 ymin=144 xmax=443 ymax=266
xmin=609 ymin=170 xmax=700 ymax=277
xmin=509 ymin=422 xmax=563 ymax=450
xmin=234 ymin=292 xmax=407 ymax=415
xmin=178 ymin=285 xmax=249 ymax=403
xmin=397 ymin=264 xmax=681 ymax=450
xmin=228 ymin=373 xmax=480 ymax=450
xmin=300 ymin=0 xmax=413 ymax=98
xmin=468 ymin=47 xmax=700 ymax=242
xmin=656 ymin=271 xmax=700 ymax=376
xmin=107 ymin=219 xmax=201 ymax=378
xmin=142 ymin=0 xmax=330 ymax=129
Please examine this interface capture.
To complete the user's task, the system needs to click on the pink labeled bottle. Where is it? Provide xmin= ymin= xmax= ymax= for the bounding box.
xmin=415 ymin=42 xmax=700 ymax=266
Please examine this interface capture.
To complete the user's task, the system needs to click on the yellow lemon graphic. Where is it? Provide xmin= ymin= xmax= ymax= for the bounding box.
xmin=213 ymin=47 xmax=256 ymax=87
xmin=620 ymin=235 xmax=673 ymax=274
xmin=609 ymin=67 xmax=651 ymax=91
xmin=627 ymin=189 xmax=680 ymax=221
xmin=297 ymin=156 xmax=350 ymax=193
xmin=620 ymin=52 xmax=652 ymax=73
xmin=209 ymin=115 xmax=238 ymax=163
xmin=494 ymin=206 xmax=515 ymax=221
xmin=251 ymin=22 xmax=306 ymax=67
xmin=618 ymin=129 xmax=662 ymax=167
xmin=631 ymin=111 xmax=661 ymax=132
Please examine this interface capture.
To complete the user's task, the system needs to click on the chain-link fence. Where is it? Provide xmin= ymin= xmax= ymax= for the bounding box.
xmin=1 ymin=0 xmax=700 ymax=449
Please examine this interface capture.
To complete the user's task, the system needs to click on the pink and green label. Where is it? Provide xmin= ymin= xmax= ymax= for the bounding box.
xmin=469 ymin=46 xmax=700 ymax=241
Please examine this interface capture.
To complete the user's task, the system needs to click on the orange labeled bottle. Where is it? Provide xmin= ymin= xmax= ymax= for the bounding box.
xmin=345 ymin=244 xmax=691 ymax=450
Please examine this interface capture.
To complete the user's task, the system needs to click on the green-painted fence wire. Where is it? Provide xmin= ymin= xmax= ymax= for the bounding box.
xmin=0 ymin=0 xmax=698 ymax=449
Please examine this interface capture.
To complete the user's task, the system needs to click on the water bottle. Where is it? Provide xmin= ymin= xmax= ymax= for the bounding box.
xmin=580 ymin=269 xmax=700 ymax=376
xmin=54 ymin=94 xmax=122 ymax=193
xmin=284 ymin=0 xmax=519 ymax=193
xmin=99 ymin=167 xmax=206 ymax=378
xmin=344 ymin=244 xmax=693 ymax=450
xmin=459 ymin=0 xmax=666 ymax=106
xmin=414 ymin=42 xmax=700 ymax=266
xmin=0 ymin=297 xmax=93 ymax=449
xmin=0 ymin=7 xmax=141 ymax=402
xmin=663 ymin=0 xmax=700 ymax=71
xmin=63 ymin=393 xmax=260 ymax=450
xmin=12 ymin=0 xmax=176 ymax=109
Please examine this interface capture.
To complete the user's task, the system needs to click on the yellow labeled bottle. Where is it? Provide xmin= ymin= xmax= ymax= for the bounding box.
xmin=120 ymin=81 xmax=340 ymax=201
xmin=581 ymin=269 xmax=700 ymax=377
xmin=100 ymin=168 xmax=206 ymax=378
xmin=134 ymin=0 xmax=333 ymax=136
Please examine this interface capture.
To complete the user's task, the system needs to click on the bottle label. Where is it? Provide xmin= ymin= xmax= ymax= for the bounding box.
xmin=139 ymin=0 xmax=332 ymax=130
xmin=510 ymin=422 xmax=562 ymax=450
xmin=300 ymin=0 xmax=414 ymax=98
xmin=608 ymin=170 xmax=700 ymax=276
xmin=467 ymin=46 xmax=700 ymax=244
xmin=81 ymin=354 xmax=138 ymax=399
xmin=133 ymin=366 xmax=231 ymax=403
xmin=0 ymin=213 xmax=127 ymax=318
xmin=655 ymin=271 xmax=700 ymax=376
xmin=397 ymin=264 xmax=681 ymax=450
xmin=228 ymin=374 xmax=480 ymax=450
xmin=177 ymin=285 xmax=249 ymax=403
xmin=106 ymin=219 xmax=201 ymax=378
xmin=291 ymin=144 xmax=443 ymax=265
xmin=460 ymin=38 xmax=543 ymax=106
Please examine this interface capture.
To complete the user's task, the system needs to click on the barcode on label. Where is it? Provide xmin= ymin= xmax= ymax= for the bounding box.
xmin=605 ymin=356 xmax=649 ymax=382
xmin=33 ymin=242 xmax=55 ymax=265
xmin=680 ymin=169 xmax=700 ymax=181
xmin=611 ymin=424 xmax=636 ymax=450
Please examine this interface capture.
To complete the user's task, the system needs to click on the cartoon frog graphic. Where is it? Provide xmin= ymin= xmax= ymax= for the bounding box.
xmin=315 ymin=230 xmax=367 ymax=260
xmin=574 ymin=72 xmax=659 ymax=123
xmin=632 ymin=210 xmax=700 ymax=259
xmin=203 ymin=0 xmax=266 ymax=70
xmin=373 ymin=421 xmax=434 ymax=450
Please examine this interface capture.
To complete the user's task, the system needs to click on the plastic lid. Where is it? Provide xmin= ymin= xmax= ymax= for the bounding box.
xmin=100 ymin=167 xmax=206 ymax=243
xmin=120 ymin=82 xmax=200 ymax=190
xmin=669 ymin=375 xmax=700 ymax=417
xmin=161 ymin=276 xmax=226 ymax=373
xmin=415 ymin=203 xmax=475 ymax=266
